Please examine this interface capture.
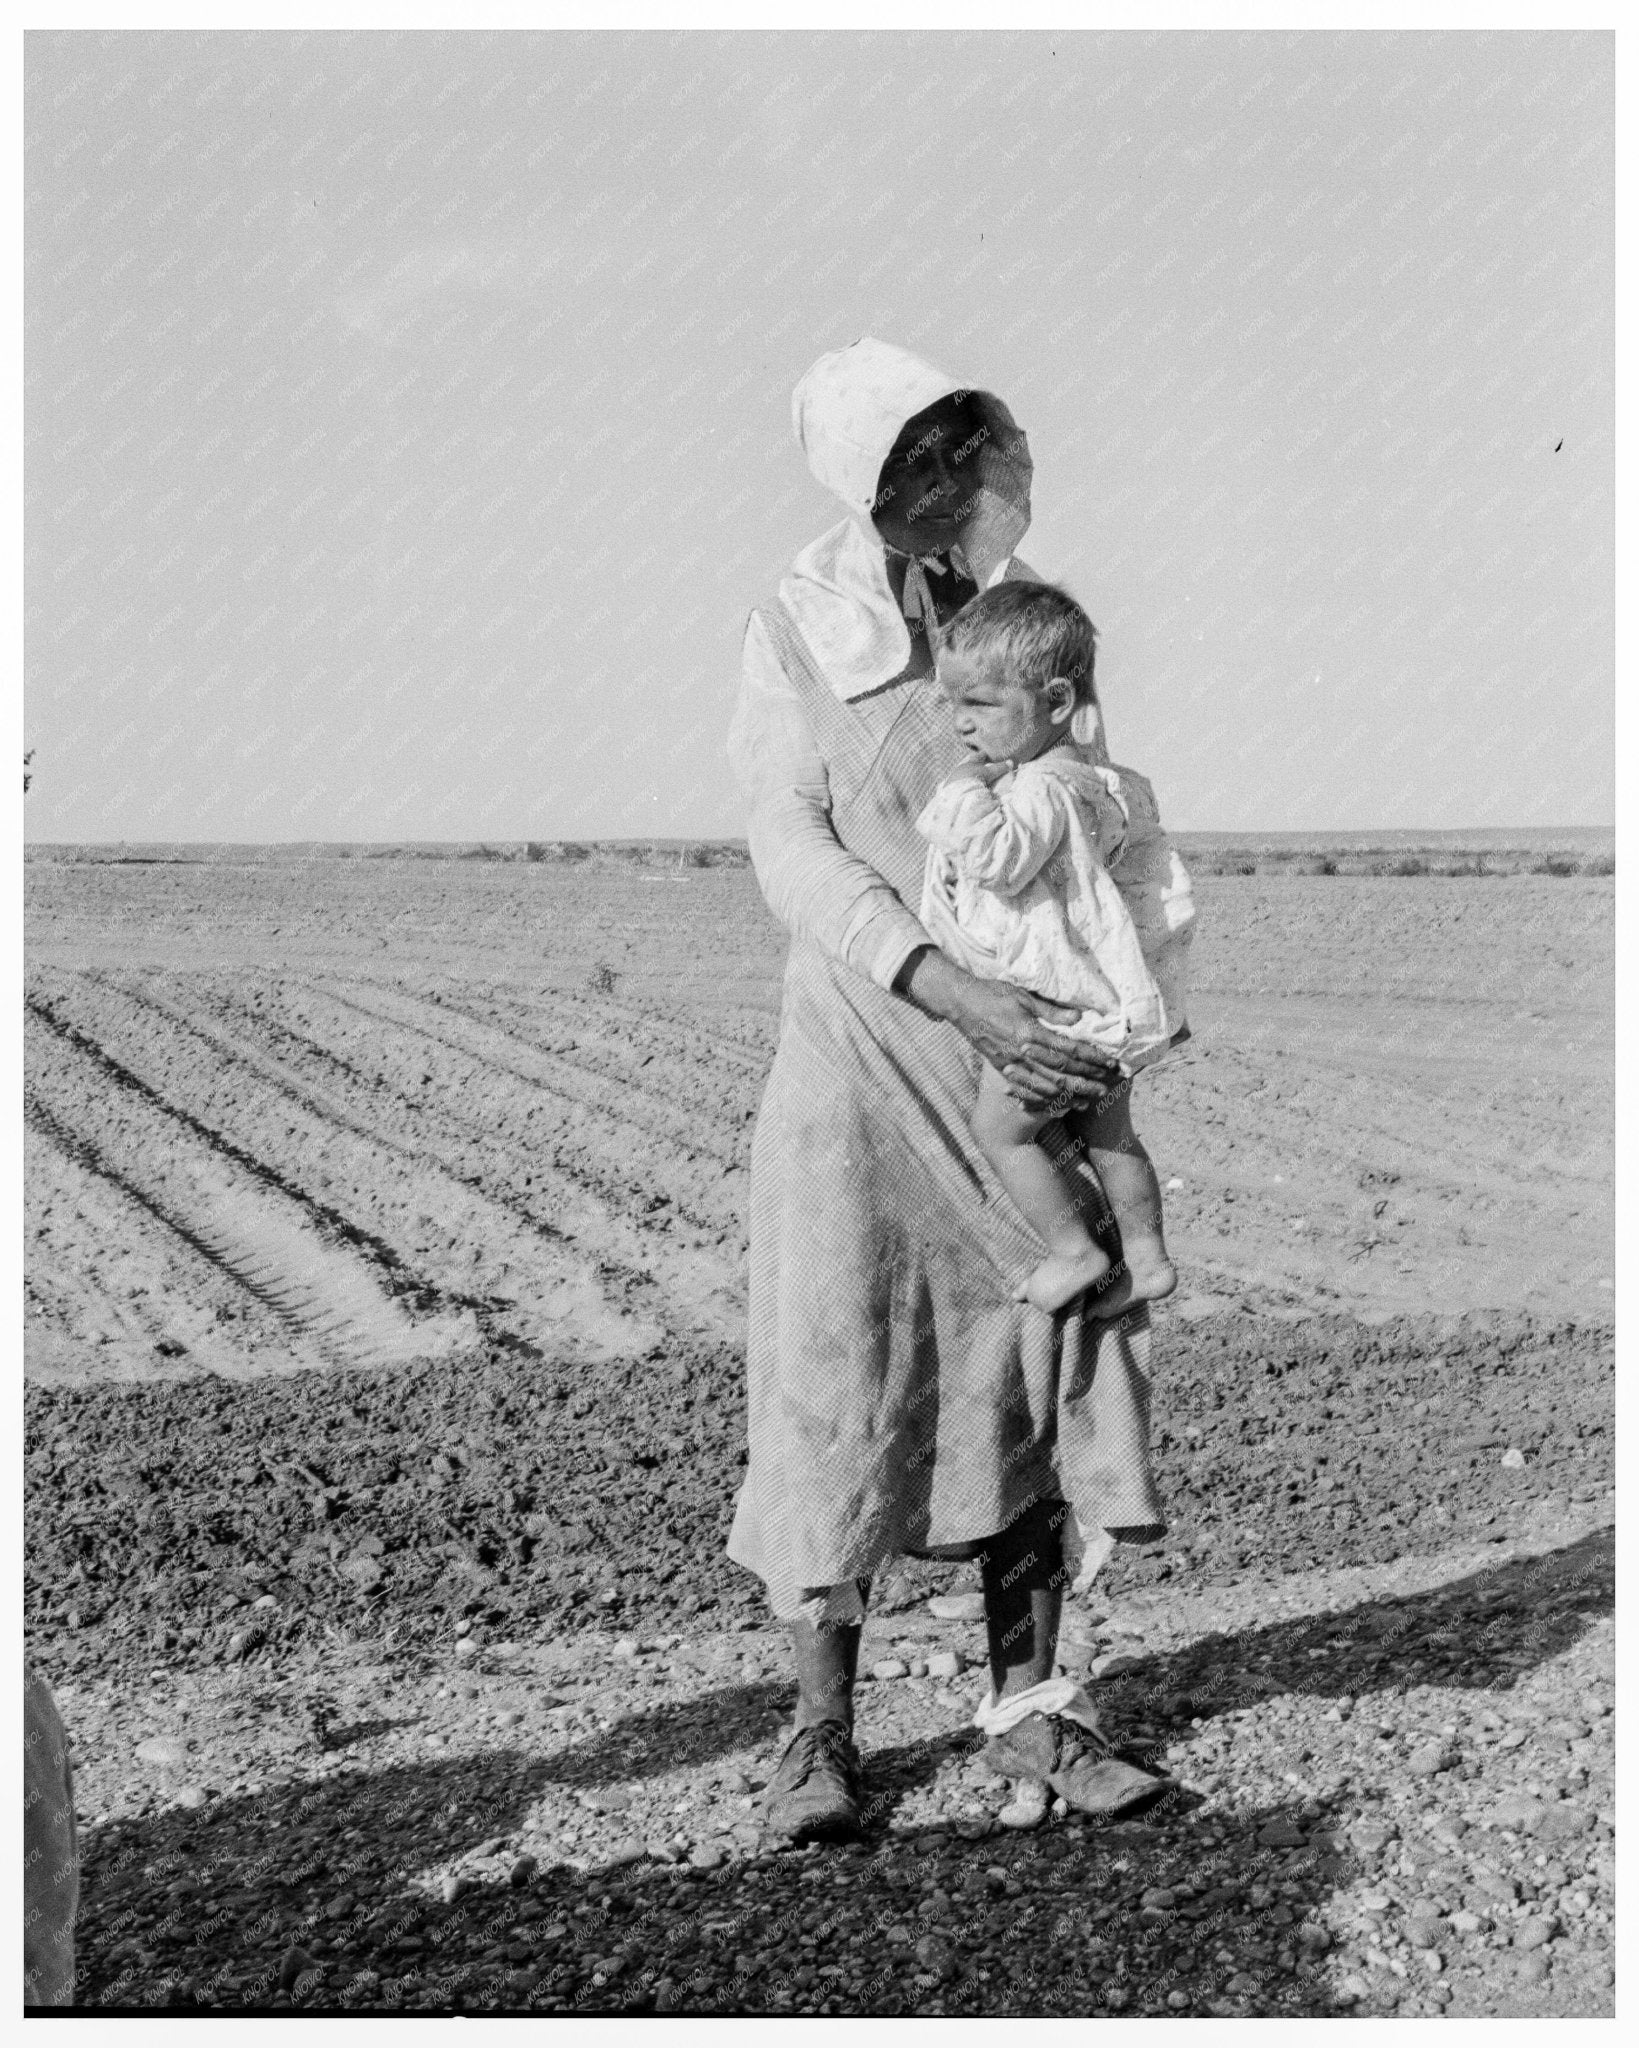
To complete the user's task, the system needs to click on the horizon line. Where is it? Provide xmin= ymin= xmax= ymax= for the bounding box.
xmin=22 ymin=825 xmax=1616 ymax=850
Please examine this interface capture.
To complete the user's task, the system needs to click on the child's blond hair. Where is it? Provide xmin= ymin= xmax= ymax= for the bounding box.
xmin=937 ymin=581 xmax=1101 ymax=745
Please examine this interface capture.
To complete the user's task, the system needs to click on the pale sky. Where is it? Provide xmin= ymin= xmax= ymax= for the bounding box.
xmin=24 ymin=28 xmax=1613 ymax=841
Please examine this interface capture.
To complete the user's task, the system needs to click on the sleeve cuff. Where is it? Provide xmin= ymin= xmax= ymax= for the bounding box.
xmin=849 ymin=906 xmax=934 ymax=992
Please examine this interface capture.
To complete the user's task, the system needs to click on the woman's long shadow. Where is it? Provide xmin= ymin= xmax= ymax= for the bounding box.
xmin=71 ymin=1526 xmax=1610 ymax=2015
xmin=1105 ymin=1520 xmax=1614 ymax=1733
xmin=868 ymin=1523 xmax=1613 ymax=1811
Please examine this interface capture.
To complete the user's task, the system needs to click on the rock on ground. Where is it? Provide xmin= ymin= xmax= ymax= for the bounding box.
xmin=48 ymin=1500 xmax=1612 ymax=2019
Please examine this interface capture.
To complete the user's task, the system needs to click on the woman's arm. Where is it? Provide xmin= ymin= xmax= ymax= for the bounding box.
xmin=728 ymin=612 xmax=931 ymax=991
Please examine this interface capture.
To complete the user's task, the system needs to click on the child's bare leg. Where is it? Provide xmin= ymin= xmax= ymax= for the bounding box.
xmin=972 ymin=1063 xmax=1111 ymax=1311
xmin=1072 ymin=1077 xmax=1176 ymax=1317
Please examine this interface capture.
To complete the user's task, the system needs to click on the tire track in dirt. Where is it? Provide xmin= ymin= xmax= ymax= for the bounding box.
xmin=29 ymin=973 xmax=662 ymax=1373
xmin=266 ymin=978 xmax=749 ymax=1347
xmin=24 ymin=1016 xmax=465 ymax=1376
xmin=44 ymin=964 xmax=744 ymax=1360
xmin=25 ymin=1096 xmax=356 ymax=1371
xmin=185 ymin=972 xmax=747 ymax=1347
xmin=24 ymin=1116 xmax=313 ymax=1382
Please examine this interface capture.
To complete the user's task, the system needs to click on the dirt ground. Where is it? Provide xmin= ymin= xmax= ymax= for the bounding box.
xmin=25 ymin=860 xmax=1613 ymax=1384
xmin=23 ymin=857 xmax=1614 ymax=2015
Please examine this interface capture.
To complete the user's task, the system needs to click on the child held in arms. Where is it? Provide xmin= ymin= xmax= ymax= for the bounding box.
xmin=916 ymin=581 xmax=1195 ymax=1315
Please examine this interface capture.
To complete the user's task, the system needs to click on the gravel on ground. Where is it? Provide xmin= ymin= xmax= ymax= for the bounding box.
xmin=47 ymin=1486 xmax=1613 ymax=2017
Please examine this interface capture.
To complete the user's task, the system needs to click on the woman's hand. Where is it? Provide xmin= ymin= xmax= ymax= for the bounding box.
xmin=893 ymin=948 xmax=1121 ymax=1111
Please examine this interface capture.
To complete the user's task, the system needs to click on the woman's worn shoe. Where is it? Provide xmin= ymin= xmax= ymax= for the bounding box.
xmin=984 ymin=1711 xmax=1167 ymax=1820
xmin=762 ymin=1720 xmax=865 ymax=1843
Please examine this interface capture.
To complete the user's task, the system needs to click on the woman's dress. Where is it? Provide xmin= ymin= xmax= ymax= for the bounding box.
xmin=727 ymin=597 xmax=1166 ymax=1615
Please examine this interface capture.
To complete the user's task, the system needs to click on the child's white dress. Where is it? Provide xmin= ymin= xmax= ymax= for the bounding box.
xmin=916 ymin=749 xmax=1194 ymax=1073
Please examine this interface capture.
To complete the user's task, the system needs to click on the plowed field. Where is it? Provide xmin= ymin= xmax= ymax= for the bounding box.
xmin=22 ymin=855 xmax=1616 ymax=2020
xmin=24 ymin=857 xmax=1613 ymax=1678
xmin=25 ymin=858 xmax=1615 ymax=1372
xmin=25 ymin=864 xmax=780 ymax=1388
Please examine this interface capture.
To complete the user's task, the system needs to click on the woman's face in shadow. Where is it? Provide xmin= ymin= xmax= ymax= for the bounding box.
xmin=873 ymin=396 xmax=990 ymax=555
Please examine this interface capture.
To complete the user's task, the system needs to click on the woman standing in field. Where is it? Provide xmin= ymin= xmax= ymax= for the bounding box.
xmin=728 ymin=338 xmax=1170 ymax=1839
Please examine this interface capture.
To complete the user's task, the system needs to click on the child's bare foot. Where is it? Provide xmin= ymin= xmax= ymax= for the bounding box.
xmin=1014 ymin=1243 xmax=1113 ymax=1312
xmin=1087 ymin=1250 xmax=1177 ymax=1320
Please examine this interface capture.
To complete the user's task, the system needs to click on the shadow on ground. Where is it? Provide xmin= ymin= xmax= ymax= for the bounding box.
xmin=70 ymin=1529 xmax=1611 ymax=2016
xmin=1097 ymin=1523 xmax=1615 ymax=1739
xmin=523 ymin=1679 xmax=788 ymax=1787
